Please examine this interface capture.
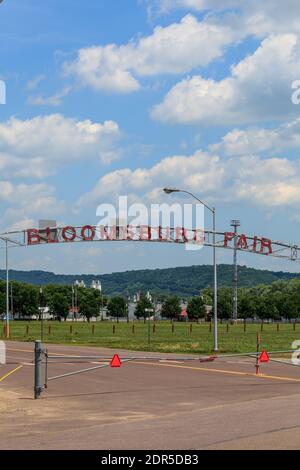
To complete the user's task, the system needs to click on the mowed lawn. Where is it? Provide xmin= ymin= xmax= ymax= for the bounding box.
xmin=1 ymin=320 xmax=299 ymax=354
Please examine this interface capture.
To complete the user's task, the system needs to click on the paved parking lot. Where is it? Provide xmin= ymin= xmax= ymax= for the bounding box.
xmin=1 ymin=341 xmax=300 ymax=449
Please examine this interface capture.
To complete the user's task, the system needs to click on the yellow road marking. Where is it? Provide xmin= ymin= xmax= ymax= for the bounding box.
xmin=7 ymin=347 xmax=80 ymax=357
xmin=0 ymin=365 xmax=23 ymax=383
xmin=134 ymin=361 xmax=300 ymax=383
xmin=7 ymin=348 xmax=33 ymax=354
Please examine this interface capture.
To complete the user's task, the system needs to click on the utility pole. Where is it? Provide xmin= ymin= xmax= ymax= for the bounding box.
xmin=231 ymin=220 xmax=240 ymax=321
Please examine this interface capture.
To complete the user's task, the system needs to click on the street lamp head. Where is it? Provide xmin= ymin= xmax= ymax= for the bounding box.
xmin=163 ymin=187 xmax=180 ymax=194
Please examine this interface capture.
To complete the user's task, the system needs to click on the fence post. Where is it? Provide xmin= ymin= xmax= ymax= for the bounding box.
xmin=48 ymin=325 xmax=51 ymax=335
xmin=153 ymin=323 xmax=156 ymax=334
xmin=132 ymin=324 xmax=135 ymax=334
xmin=70 ymin=325 xmax=73 ymax=334
xmin=34 ymin=340 xmax=43 ymax=399
xmin=294 ymin=322 xmax=296 ymax=332
xmin=190 ymin=323 xmax=193 ymax=334
xmin=244 ymin=320 xmax=246 ymax=333
xmin=261 ymin=321 xmax=263 ymax=332
xmin=26 ymin=325 xmax=29 ymax=335
xmin=226 ymin=323 xmax=229 ymax=333
xmin=92 ymin=324 xmax=95 ymax=335
xmin=113 ymin=325 xmax=116 ymax=334
xmin=209 ymin=321 xmax=212 ymax=333
xmin=172 ymin=323 xmax=175 ymax=334
xmin=277 ymin=323 xmax=279 ymax=332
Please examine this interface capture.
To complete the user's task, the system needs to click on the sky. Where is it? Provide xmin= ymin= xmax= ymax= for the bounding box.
xmin=1 ymin=0 xmax=300 ymax=275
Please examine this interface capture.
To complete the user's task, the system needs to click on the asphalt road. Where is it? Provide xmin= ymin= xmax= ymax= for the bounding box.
xmin=1 ymin=341 xmax=300 ymax=449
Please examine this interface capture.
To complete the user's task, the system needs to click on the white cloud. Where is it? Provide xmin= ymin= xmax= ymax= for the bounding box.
xmin=77 ymin=149 xmax=300 ymax=210
xmin=77 ymin=151 xmax=224 ymax=207
xmin=27 ymin=74 xmax=45 ymax=90
xmin=149 ymin=0 xmax=239 ymax=14
xmin=27 ymin=86 xmax=72 ymax=106
xmin=210 ymin=119 xmax=300 ymax=156
xmin=151 ymin=1 xmax=300 ymax=36
xmin=0 ymin=182 xmax=65 ymax=231
xmin=64 ymin=15 xmax=237 ymax=93
xmin=0 ymin=114 xmax=121 ymax=178
xmin=152 ymin=34 xmax=300 ymax=125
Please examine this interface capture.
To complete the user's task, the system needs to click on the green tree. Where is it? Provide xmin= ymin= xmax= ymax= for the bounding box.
xmin=48 ymin=292 xmax=70 ymax=321
xmin=161 ymin=296 xmax=181 ymax=320
xmin=237 ymin=288 xmax=256 ymax=319
xmin=186 ymin=296 xmax=206 ymax=320
xmin=107 ymin=296 xmax=128 ymax=319
xmin=13 ymin=283 xmax=39 ymax=318
xmin=135 ymin=294 xmax=154 ymax=319
xmin=217 ymin=287 xmax=232 ymax=320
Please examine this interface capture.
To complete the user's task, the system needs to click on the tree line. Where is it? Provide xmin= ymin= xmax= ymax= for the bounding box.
xmin=1 ymin=277 xmax=300 ymax=321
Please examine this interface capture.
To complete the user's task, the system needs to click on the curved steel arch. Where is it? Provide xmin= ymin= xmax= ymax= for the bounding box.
xmin=0 ymin=224 xmax=299 ymax=261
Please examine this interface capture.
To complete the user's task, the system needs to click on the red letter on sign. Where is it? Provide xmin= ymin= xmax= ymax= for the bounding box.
xmin=260 ymin=238 xmax=273 ymax=254
xmin=224 ymin=232 xmax=234 ymax=247
xmin=62 ymin=226 xmax=76 ymax=242
xmin=27 ymin=229 xmax=40 ymax=245
xmin=237 ymin=234 xmax=248 ymax=250
xmin=81 ymin=225 xmax=96 ymax=241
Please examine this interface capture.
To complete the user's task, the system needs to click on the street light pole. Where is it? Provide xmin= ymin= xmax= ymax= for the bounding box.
xmin=163 ymin=187 xmax=218 ymax=351
xmin=5 ymin=239 xmax=9 ymax=339
xmin=212 ymin=208 xmax=218 ymax=351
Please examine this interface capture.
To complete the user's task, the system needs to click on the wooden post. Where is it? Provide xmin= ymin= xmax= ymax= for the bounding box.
xmin=153 ymin=323 xmax=156 ymax=334
xmin=209 ymin=322 xmax=212 ymax=333
xmin=48 ymin=325 xmax=51 ymax=335
xmin=226 ymin=323 xmax=229 ymax=333
xmin=113 ymin=324 xmax=116 ymax=334
xmin=92 ymin=324 xmax=95 ymax=335
xmin=244 ymin=320 xmax=246 ymax=333
xmin=277 ymin=323 xmax=279 ymax=332
xmin=261 ymin=321 xmax=263 ymax=332
xmin=26 ymin=325 xmax=29 ymax=335
xmin=132 ymin=324 xmax=135 ymax=334
xmin=294 ymin=322 xmax=296 ymax=332
xmin=70 ymin=325 xmax=73 ymax=334
xmin=190 ymin=323 xmax=193 ymax=334
xmin=172 ymin=323 xmax=175 ymax=334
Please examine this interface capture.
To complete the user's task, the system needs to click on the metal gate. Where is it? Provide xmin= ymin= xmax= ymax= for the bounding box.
xmin=33 ymin=340 xmax=300 ymax=399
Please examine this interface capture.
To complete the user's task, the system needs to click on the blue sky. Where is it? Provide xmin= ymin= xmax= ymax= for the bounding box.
xmin=1 ymin=0 xmax=300 ymax=275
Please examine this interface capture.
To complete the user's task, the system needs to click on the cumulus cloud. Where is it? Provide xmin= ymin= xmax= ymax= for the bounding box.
xmin=151 ymin=1 xmax=300 ymax=36
xmin=76 ymin=149 xmax=300 ymax=210
xmin=63 ymin=15 xmax=237 ymax=93
xmin=0 ymin=114 xmax=121 ymax=178
xmin=0 ymin=182 xmax=65 ymax=231
xmin=210 ymin=119 xmax=300 ymax=156
xmin=152 ymin=34 xmax=300 ymax=125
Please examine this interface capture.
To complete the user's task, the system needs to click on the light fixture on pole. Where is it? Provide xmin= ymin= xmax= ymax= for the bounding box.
xmin=163 ymin=187 xmax=218 ymax=351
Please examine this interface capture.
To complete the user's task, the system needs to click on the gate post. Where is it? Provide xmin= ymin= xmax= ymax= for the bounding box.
xmin=34 ymin=340 xmax=43 ymax=399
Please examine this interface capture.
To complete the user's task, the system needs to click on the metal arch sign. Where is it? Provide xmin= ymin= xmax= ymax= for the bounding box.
xmin=26 ymin=225 xmax=272 ymax=255
xmin=0 ymin=225 xmax=299 ymax=261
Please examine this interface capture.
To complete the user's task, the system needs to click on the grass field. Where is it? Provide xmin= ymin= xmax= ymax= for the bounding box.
xmin=1 ymin=320 xmax=299 ymax=354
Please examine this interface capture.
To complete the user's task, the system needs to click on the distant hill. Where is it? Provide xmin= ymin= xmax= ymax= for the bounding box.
xmin=0 ymin=265 xmax=299 ymax=298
